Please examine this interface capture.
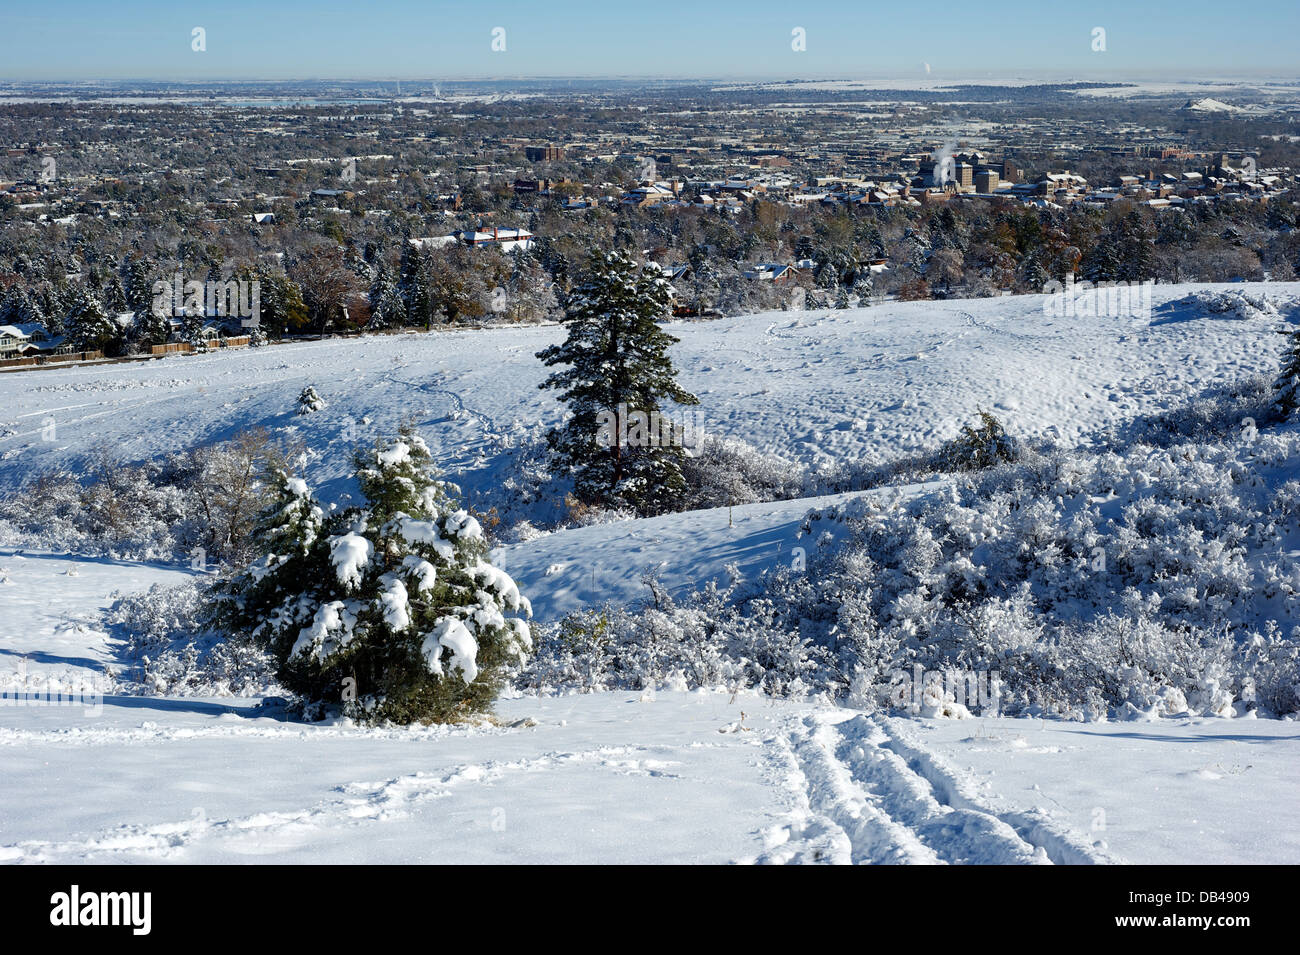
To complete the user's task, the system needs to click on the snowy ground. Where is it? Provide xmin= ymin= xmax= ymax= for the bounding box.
xmin=2 ymin=543 xmax=1297 ymax=865
xmin=3 ymin=284 xmax=1300 ymax=864
xmin=494 ymin=482 xmax=946 ymax=623
xmin=3 ymin=283 xmax=1297 ymax=502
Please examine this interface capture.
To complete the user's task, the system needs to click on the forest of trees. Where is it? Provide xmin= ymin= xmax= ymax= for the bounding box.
xmin=2 ymin=161 xmax=1297 ymax=358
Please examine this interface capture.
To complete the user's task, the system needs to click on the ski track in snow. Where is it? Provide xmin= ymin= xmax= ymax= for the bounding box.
xmin=751 ymin=710 xmax=1121 ymax=865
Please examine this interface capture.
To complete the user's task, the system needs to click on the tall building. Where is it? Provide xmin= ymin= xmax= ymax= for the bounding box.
xmin=975 ymin=168 xmax=1000 ymax=193
xmin=525 ymin=145 xmax=565 ymax=162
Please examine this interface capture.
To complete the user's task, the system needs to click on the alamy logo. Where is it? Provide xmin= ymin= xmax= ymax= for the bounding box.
xmin=1042 ymin=275 xmax=1154 ymax=321
xmin=595 ymin=403 xmax=706 ymax=451
xmin=50 ymin=885 xmax=151 ymax=935
xmin=1 ymin=659 xmax=103 ymax=716
xmin=885 ymin=665 xmax=1003 ymax=716
xmin=152 ymin=274 xmax=261 ymax=327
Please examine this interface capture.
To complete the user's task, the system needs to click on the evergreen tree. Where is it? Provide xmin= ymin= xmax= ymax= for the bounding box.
xmin=1275 ymin=326 xmax=1300 ymax=420
xmin=64 ymin=286 xmax=119 ymax=353
xmin=0 ymin=285 xmax=35 ymax=326
xmin=252 ymin=266 xmax=308 ymax=339
xmin=21 ymin=286 xmax=49 ymax=330
xmin=906 ymin=232 xmax=930 ymax=277
xmin=851 ymin=265 xmax=875 ymax=305
xmin=1018 ymin=247 xmax=1051 ymax=291
xmin=537 ymin=249 xmax=700 ymax=514
xmin=687 ymin=258 xmax=722 ymax=315
xmin=1081 ymin=232 xmax=1122 ymax=283
xmin=36 ymin=283 xmax=62 ymax=335
xmin=366 ymin=262 xmax=405 ymax=329
xmin=398 ymin=242 xmax=432 ymax=328
xmin=1120 ymin=221 xmax=1157 ymax=283
xmin=123 ymin=255 xmax=157 ymax=314
xmin=503 ymin=250 xmax=558 ymax=323
xmin=209 ymin=430 xmax=532 ymax=723
xmin=178 ymin=299 xmax=208 ymax=347
xmin=296 ymin=385 xmax=327 ymax=415
xmin=131 ymin=295 xmax=172 ymax=349
xmin=102 ymin=273 xmax=128 ymax=314
xmin=857 ymin=221 xmax=886 ymax=261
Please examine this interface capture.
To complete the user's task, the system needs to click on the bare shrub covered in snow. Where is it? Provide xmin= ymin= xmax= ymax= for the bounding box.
xmin=1105 ymin=373 xmax=1275 ymax=449
xmin=0 ymin=431 xmax=281 ymax=566
xmin=812 ymin=410 xmax=1029 ymax=495
xmin=516 ymin=574 xmax=834 ymax=699
xmin=0 ymin=448 xmax=187 ymax=561
xmin=525 ymin=414 xmax=1300 ymax=719
xmin=105 ymin=579 xmax=278 ymax=697
xmin=680 ymin=435 xmax=807 ymax=509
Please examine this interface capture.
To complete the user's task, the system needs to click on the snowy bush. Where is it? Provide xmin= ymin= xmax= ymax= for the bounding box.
xmin=1186 ymin=289 xmax=1285 ymax=321
xmin=296 ymin=385 xmax=327 ymax=415
xmin=680 ymin=436 xmax=807 ymax=510
xmin=209 ymin=428 xmax=532 ymax=724
xmin=1106 ymin=373 xmax=1274 ymax=448
xmin=0 ymin=451 xmax=187 ymax=561
xmin=105 ymin=579 xmax=279 ymax=697
xmin=814 ymin=411 xmax=1029 ymax=495
xmin=517 ymin=573 xmax=834 ymax=698
xmin=0 ymin=432 xmax=277 ymax=566
xmin=524 ymin=405 xmax=1300 ymax=718
xmin=937 ymin=410 xmax=1018 ymax=471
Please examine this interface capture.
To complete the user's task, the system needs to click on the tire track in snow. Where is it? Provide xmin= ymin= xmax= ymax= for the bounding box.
xmin=759 ymin=711 xmax=1112 ymax=865
xmin=875 ymin=714 xmax=1123 ymax=866
xmin=754 ymin=715 xmax=940 ymax=864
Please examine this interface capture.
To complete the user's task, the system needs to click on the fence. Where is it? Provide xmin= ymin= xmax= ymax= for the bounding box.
xmin=0 ymin=350 xmax=102 ymax=369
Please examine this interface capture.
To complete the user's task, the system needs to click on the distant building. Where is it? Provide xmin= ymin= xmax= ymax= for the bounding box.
xmin=974 ymin=169 xmax=1000 ymax=193
xmin=0 ymin=322 xmax=68 ymax=357
xmin=743 ymin=263 xmax=798 ymax=283
xmin=455 ymin=226 xmax=535 ymax=252
xmin=408 ymin=226 xmax=535 ymax=252
xmin=525 ymin=145 xmax=565 ymax=162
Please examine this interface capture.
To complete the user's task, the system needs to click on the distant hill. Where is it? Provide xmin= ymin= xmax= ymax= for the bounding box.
xmin=1182 ymin=97 xmax=1243 ymax=113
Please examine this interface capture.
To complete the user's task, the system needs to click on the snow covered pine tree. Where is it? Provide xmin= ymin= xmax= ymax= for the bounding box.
xmin=210 ymin=429 xmax=532 ymax=723
xmin=296 ymin=385 xmax=327 ymax=415
xmin=1274 ymin=323 xmax=1300 ymax=420
xmin=537 ymin=249 xmax=700 ymax=514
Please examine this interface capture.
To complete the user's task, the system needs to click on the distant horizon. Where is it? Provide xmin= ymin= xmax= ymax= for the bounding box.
xmin=2 ymin=1 xmax=1298 ymax=82
xmin=1 ymin=71 xmax=1297 ymax=87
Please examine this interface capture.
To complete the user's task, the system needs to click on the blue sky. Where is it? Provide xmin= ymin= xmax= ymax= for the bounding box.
xmin=1 ymin=1 xmax=1296 ymax=81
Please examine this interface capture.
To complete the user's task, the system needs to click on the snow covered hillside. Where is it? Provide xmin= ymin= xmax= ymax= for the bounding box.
xmin=3 ymin=282 xmax=1297 ymax=502
xmin=2 ymin=558 xmax=1296 ymax=865
xmin=3 ymin=282 xmax=1300 ymax=864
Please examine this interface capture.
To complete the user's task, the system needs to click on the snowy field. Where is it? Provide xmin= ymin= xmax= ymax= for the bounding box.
xmin=3 ymin=284 xmax=1300 ymax=864
xmin=2 ymin=552 xmax=1296 ymax=864
xmin=4 ymin=282 xmax=1298 ymax=498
